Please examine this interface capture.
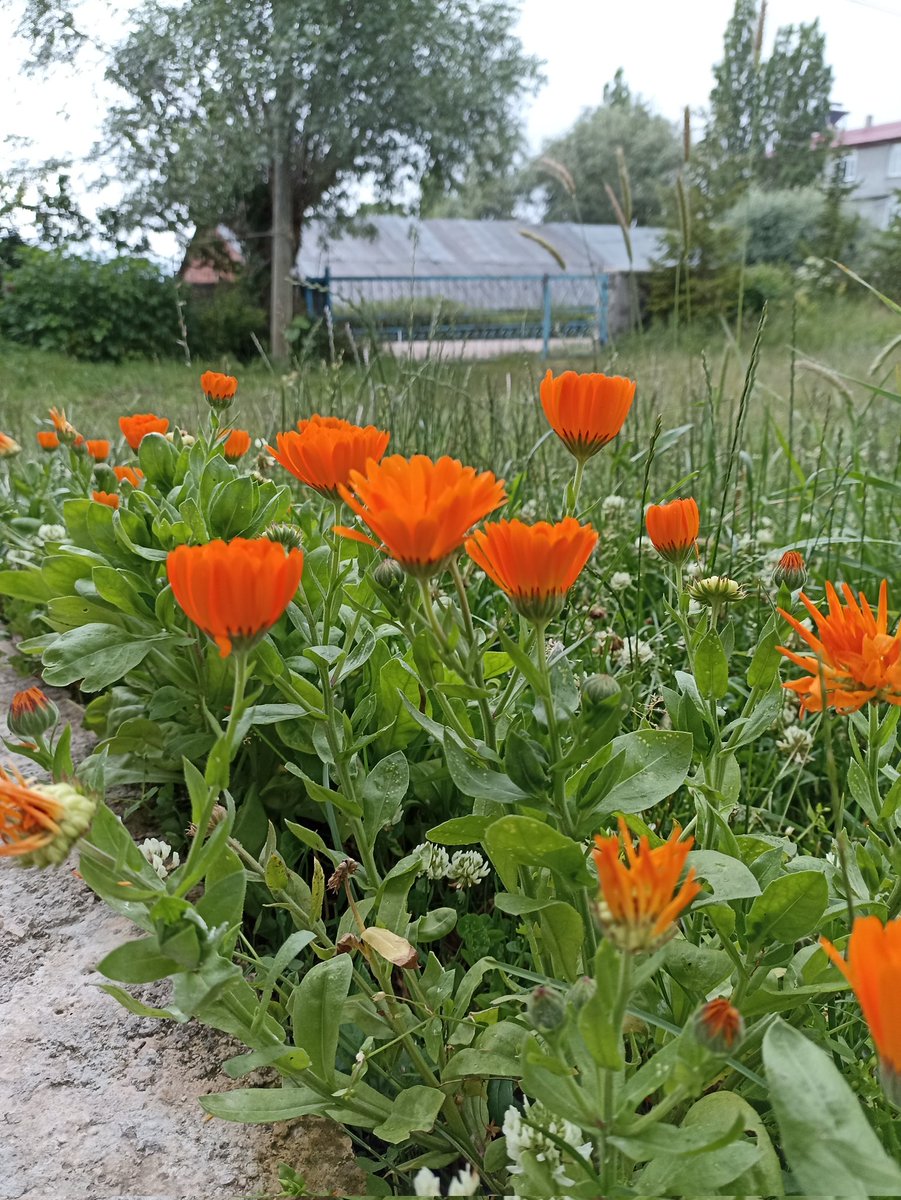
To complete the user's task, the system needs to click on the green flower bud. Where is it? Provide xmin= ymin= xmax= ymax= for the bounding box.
xmin=266 ymin=523 xmax=305 ymax=551
xmin=566 ymin=974 xmax=597 ymax=1012
xmin=373 ymin=557 xmax=405 ymax=593
xmin=686 ymin=575 xmax=747 ymax=607
xmin=8 ymin=687 xmax=59 ymax=740
xmin=693 ymin=998 xmax=744 ymax=1056
xmin=582 ymin=673 xmax=621 ymax=710
xmin=772 ymin=550 xmax=807 ymax=592
xmin=526 ymin=985 xmax=567 ymax=1032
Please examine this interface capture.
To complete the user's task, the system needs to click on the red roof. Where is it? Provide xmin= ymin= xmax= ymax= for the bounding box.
xmin=835 ymin=120 xmax=901 ymax=148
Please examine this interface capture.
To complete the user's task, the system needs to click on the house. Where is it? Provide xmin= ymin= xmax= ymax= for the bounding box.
xmin=294 ymin=215 xmax=664 ymax=342
xmin=179 ymin=224 xmax=245 ymax=288
xmin=834 ymin=119 xmax=901 ymax=229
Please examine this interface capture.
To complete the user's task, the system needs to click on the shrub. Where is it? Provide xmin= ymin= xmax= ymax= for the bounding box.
xmin=724 ymin=186 xmax=827 ymax=266
xmin=183 ymin=283 xmax=268 ymax=361
xmin=0 ymin=247 xmax=181 ymax=361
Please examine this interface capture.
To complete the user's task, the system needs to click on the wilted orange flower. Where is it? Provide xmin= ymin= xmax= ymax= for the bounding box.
xmin=646 ymin=498 xmax=700 ymax=566
xmin=119 ymin=413 xmax=169 ymax=451
xmin=695 ymin=998 xmax=744 ymax=1055
xmin=337 ymin=454 xmax=506 ymax=578
xmin=269 ymin=416 xmax=390 ymax=499
xmin=0 ymin=433 xmax=21 ymax=458
xmin=200 ymin=370 xmax=238 ymax=408
xmin=36 ymin=431 xmax=60 ymax=451
xmin=821 ymin=916 xmax=901 ymax=1087
xmin=166 ymin=537 xmax=304 ymax=657
xmin=92 ymin=490 xmax=119 ymax=508
xmin=49 ymin=407 xmax=78 ymax=443
xmin=113 ymin=465 xmax=143 ymax=487
xmin=540 ymin=370 xmax=636 ymax=463
xmin=778 ymin=580 xmax=901 ymax=714
xmin=85 ymin=439 xmax=111 ymax=462
xmin=465 ymin=517 xmax=598 ymax=622
xmin=592 ymin=816 xmax=700 ymax=951
xmin=0 ymin=762 xmax=95 ymax=866
xmin=222 ymin=429 xmax=252 ymax=461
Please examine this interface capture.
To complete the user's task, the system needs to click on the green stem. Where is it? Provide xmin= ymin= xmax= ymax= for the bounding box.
xmin=534 ymin=622 xmax=572 ymax=836
xmin=567 ymin=457 xmax=586 ymax=516
xmin=450 ymin=557 xmax=496 ymax=751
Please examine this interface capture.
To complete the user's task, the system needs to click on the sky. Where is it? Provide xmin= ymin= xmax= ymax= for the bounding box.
xmin=3 ymin=0 xmax=901 ymax=264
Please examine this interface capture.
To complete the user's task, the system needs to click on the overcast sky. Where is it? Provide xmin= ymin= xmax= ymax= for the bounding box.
xmin=3 ymin=0 xmax=901 ymax=262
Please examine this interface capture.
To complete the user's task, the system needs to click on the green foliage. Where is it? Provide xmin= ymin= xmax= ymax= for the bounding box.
xmin=725 ymin=186 xmax=827 ymax=266
xmin=0 ymin=247 xmax=180 ymax=361
xmin=184 ymin=284 xmax=267 ymax=361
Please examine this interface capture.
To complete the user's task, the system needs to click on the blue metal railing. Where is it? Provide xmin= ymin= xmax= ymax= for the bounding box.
xmin=298 ymin=270 xmax=609 ymax=356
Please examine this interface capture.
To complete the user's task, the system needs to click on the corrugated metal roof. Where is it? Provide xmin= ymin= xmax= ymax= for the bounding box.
xmin=836 ymin=120 xmax=901 ymax=148
xmin=296 ymin=216 xmax=664 ymax=278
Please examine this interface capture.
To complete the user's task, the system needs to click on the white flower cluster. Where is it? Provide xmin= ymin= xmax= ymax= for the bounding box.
xmin=413 ymin=844 xmax=490 ymax=890
xmin=37 ymin=524 xmax=66 ymax=543
xmin=413 ymin=1164 xmax=480 ymax=1196
xmin=503 ymin=1100 xmax=592 ymax=1195
xmin=611 ymin=635 xmax=654 ymax=670
xmin=138 ymin=837 xmax=181 ymax=880
xmin=609 ymin=571 xmax=633 ymax=592
xmin=777 ymin=724 xmax=814 ymax=764
xmin=519 ymin=498 xmax=539 ymax=521
xmin=602 ymin=494 xmax=627 ymax=520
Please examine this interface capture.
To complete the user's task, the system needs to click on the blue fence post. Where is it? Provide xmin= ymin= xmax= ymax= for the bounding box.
xmin=323 ymin=266 xmax=332 ymax=317
xmin=597 ymin=274 xmax=609 ymax=345
xmin=542 ymin=274 xmax=551 ymax=359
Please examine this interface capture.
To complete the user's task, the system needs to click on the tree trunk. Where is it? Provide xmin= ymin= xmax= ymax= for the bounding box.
xmin=269 ymin=148 xmax=294 ymax=360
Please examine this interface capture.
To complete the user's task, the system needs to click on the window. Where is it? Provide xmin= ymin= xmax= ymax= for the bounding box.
xmin=885 ymin=196 xmax=901 ymax=230
xmin=888 ymin=144 xmax=901 ymax=178
xmin=841 ymin=151 xmax=859 ymax=183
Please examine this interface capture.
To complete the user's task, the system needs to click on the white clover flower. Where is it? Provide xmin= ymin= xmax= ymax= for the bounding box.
xmin=757 ymin=526 xmax=775 ymax=546
xmin=545 ymin=637 xmax=564 ymax=661
xmin=602 ymin=494 xmax=627 ymax=517
xmin=609 ymin=571 xmax=632 ymax=592
xmin=447 ymin=850 xmax=490 ymax=889
xmin=414 ymin=842 xmax=450 ymax=881
xmin=447 ymin=1165 xmax=480 ymax=1196
xmin=503 ymin=1100 xmax=592 ymax=1192
xmin=37 ymin=524 xmax=66 ymax=543
xmin=138 ymin=837 xmax=181 ymax=880
xmin=685 ymin=559 xmax=703 ymax=578
xmin=777 ymin=724 xmax=815 ymax=764
xmin=414 ymin=1168 xmax=442 ymax=1197
xmin=612 ymin=636 xmax=653 ymax=670
xmin=519 ymin=498 xmax=539 ymax=521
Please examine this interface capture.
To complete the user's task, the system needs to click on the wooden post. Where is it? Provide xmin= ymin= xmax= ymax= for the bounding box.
xmin=269 ymin=146 xmax=294 ymax=360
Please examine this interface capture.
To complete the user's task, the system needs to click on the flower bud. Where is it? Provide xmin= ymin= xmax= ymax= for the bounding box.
xmin=686 ymin=575 xmax=746 ymax=607
xmin=526 ymin=985 xmax=567 ymax=1032
xmin=582 ymin=672 xmax=621 ymax=710
xmin=8 ymin=687 xmax=59 ymax=740
xmin=373 ymin=557 xmax=405 ymax=593
xmin=93 ymin=463 xmax=119 ymax=493
xmin=0 ymin=433 xmax=22 ymax=458
xmin=772 ymin=550 xmax=807 ymax=592
xmin=15 ymin=782 xmax=97 ymax=867
xmin=200 ymin=370 xmax=238 ymax=410
xmin=266 ymin=523 xmax=305 ymax=551
xmin=566 ymin=974 xmax=597 ymax=1012
xmin=693 ymin=998 xmax=744 ymax=1055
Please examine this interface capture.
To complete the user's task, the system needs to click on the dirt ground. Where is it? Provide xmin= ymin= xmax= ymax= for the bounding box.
xmin=0 ymin=636 xmax=365 ymax=1200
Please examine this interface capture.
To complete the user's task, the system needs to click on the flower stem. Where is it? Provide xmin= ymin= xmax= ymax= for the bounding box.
xmin=450 ymin=557 xmax=496 ymax=751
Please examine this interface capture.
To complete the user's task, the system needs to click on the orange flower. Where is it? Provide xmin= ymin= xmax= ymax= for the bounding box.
xmin=646 ymin=498 xmax=700 ymax=566
xmin=695 ymin=998 xmax=744 ymax=1055
xmin=166 ymin=537 xmax=304 ymax=657
xmin=592 ymin=816 xmax=700 ymax=951
xmin=92 ymin=490 xmax=120 ymax=508
xmin=540 ymin=370 xmax=636 ymax=463
xmin=0 ymin=762 xmax=95 ymax=866
xmin=222 ymin=429 xmax=252 ymax=461
xmin=8 ymin=687 xmax=58 ymax=740
xmin=821 ymin=916 xmax=901 ymax=1087
xmin=269 ymin=416 xmax=390 ymax=499
xmin=0 ymin=433 xmax=21 ymax=458
xmin=119 ymin=413 xmax=169 ymax=451
xmin=778 ymin=580 xmax=901 ymax=714
xmin=200 ymin=370 xmax=238 ymax=409
xmin=337 ymin=455 xmax=506 ymax=578
xmin=465 ymin=517 xmax=598 ymax=622
xmin=36 ymin=431 xmax=60 ymax=451
xmin=49 ymin=407 xmax=78 ymax=444
xmin=85 ymin=439 xmax=111 ymax=462
xmin=772 ymin=550 xmax=807 ymax=591
xmin=113 ymin=465 xmax=144 ymax=488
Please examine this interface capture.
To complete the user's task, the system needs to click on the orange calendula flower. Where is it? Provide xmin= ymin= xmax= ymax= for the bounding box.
xmin=772 ymin=549 xmax=807 ymax=592
xmin=119 ymin=413 xmax=169 ymax=451
xmin=0 ymin=433 xmax=21 ymax=458
xmin=337 ymin=454 xmax=506 ymax=578
xmin=778 ymin=580 xmax=901 ymax=714
xmin=200 ymin=370 xmax=238 ymax=409
xmin=85 ymin=439 xmax=111 ymax=462
xmin=113 ymin=465 xmax=144 ymax=488
xmin=269 ymin=416 xmax=390 ymax=500
xmin=166 ymin=537 xmax=304 ymax=657
xmin=540 ymin=370 xmax=636 ymax=463
xmin=592 ymin=816 xmax=700 ymax=952
xmin=646 ymin=498 xmax=700 ymax=566
xmin=36 ymin=431 xmax=60 ymax=451
xmin=821 ymin=916 xmax=901 ymax=1102
xmin=49 ymin=407 xmax=79 ymax=444
xmin=694 ymin=998 xmax=744 ymax=1055
xmin=92 ymin=490 xmax=120 ymax=509
xmin=222 ymin=428 xmax=252 ymax=461
xmin=465 ymin=517 xmax=598 ymax=623
xmin=0 ymin=763 xmax=96 ymax=867
xmin=8 ymin=687 xmax=59 ymax=741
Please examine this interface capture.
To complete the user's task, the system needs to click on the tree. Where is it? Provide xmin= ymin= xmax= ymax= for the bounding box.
xmin=528 ymin=82 xmax=681 ymax=227
xmin=8 ymin=0 xmax=540 ymax=356
xmin=703 ymin=1 xmax=833 ymax=197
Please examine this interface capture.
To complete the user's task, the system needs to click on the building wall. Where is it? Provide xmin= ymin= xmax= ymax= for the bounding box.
xmin=841 ymin=142 xmax=901 ymax=228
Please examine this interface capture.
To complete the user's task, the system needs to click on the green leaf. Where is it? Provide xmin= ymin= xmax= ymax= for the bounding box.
xmin=98 ymin=984 xmax=186 ymax=1021
xmin=96 ymin=937 xmax=183 ymax=984
xmin=746 ymin=871 xmax=828 ymax=948
xmin=289 ymin=954 xmax=353 ymax=1084
xmin=694 ymin=628 xmax=729 ymax=699
xmin=362 ymin=750 xmax=409 ymax=835
xmin=763 ymin=1019 xmax=901 ymax=1197
xmin=0 ymin=567 xmax=52 ymax=602
xmin=443 ymin=731 xmax=528 ymax=804
xmin=538 ymin=901 xmax=584 ymax=981
xmin=426 ymin=815 xmax=493 ymax=845
xmin=284 ymin=763 xmax=362 ymax=817
xmin=578 ymin=940 xmax=623 ymax=1069
xmin=200 ymin=1086 xmax=323 ymax=1123
xmin=442 ymin=1049 xmax=521 ymax=1079
xmin=596 ymin=730 xmax=693 ymax=816
xmin=41 ymin=622 xmax=167 ymax=691
xmin=482 ymin=815 xmax=593 ymax=889
xmin=222 ymin=1044 xmax=312 ymax=1078
xmin=371 ymin=1086 xmax=445 ymax=1144
xmin=687 ymin=849 xmax=761 ymax=908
